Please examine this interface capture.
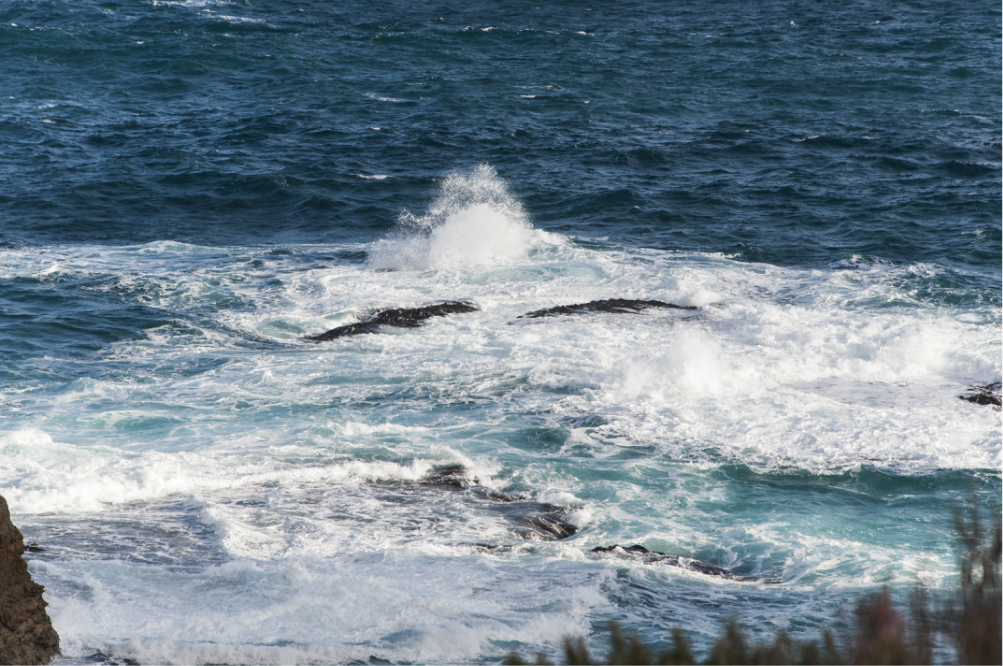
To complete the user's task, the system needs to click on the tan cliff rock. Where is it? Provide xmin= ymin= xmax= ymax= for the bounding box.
xmin=0 ymin=495 xmax=59 ymax=665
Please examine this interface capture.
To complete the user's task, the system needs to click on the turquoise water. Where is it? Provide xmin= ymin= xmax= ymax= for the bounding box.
xmin=0 ymin=1 xmax=999 ymax=663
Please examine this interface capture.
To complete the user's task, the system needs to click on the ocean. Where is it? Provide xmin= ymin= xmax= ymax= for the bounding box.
xmin=0 ymin=0 xmax=1000 ymax=663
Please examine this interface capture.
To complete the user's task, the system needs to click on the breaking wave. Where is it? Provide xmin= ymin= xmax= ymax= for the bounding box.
xmin=367 ymin=165 xmax=556 ymax=271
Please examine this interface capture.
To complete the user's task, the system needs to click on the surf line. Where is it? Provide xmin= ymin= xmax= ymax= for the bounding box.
xmin=303 ymin=301 xmax=1001 ymax=414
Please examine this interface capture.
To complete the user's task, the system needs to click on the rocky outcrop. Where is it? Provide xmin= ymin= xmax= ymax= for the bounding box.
xmin=959 ymin=382 xmax=1001 ymax=408
xmin=397 ymin=468 xmax=774 ymax=580
xmin=416 ymin=465 xmax=578 ymax=541
xmin=305 ymin=298 xmax=695 ymax=340
xmin=590 ymin=544 xmax=777 ymax=583
xmin=305 ymin=301 xmax=479 ymax=341
xmin=518 ymin=298 xmax=697 ymax=319
xmin=418 ymin=463 xmax=472 ymax=489
xmin=0 ymin=495 xmax=60 ymax=665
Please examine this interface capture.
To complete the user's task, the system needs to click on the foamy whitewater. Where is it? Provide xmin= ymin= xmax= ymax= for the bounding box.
xmin=1 ymin=166 xmax=999 ymax=664
xmin=1 ymin=1 xmax=1000 ymax=662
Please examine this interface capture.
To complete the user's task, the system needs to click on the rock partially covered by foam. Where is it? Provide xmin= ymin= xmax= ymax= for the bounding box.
xmin=306 ymin=301 xmax=478 ymax=342
xmin=519 ymin=298 xmax=697 ymax=319
xmin=590 ymin=544 xmax=777 ymax=583
xmin=0 ymin=495 xmax=60 ymax=665
xmin=959 ymin=382 xmax=1001 ymax=408
xmin=417 ymin=465 xmax=579 ymax=541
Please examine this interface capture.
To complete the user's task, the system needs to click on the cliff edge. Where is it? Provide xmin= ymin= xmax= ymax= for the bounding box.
xmin=0 ymin=495 xmax=60 ymax=665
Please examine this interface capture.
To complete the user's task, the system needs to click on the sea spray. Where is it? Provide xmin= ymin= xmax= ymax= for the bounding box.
xmin=4 ymin=233 xmax=999 ymax=663
xmin=367 ymin=165 xmax=555 ymax=271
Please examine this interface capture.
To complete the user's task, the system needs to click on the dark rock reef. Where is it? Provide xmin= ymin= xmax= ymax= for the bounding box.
xmin=590 ymin=544 xmax=776 ymax=583
xmin=959 ymin=382 xmax=1002 ymax=408
xmin=305 ymin=301 xmax=479 ymax=342
xmin=383 ymin=466 xmax=775 ymax=581
xmin=418 ymin=464 xmax=578 ymax=541
xmin=418 ymin=463 xmax=472 ymax=489
xmin=417 ymin=468 xmax=769 ymax=581
xmin=518 ymin=298 xmax=697 ymax=319
xmin=0 ymin=495 xmax=60 ymax=665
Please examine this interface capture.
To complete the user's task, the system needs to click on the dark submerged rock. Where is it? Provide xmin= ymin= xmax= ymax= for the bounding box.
xmin=519 ymin=298 xmax=697 ymax=319
xmin=417 ymin=465 xmax=578 ymax=541
xmin=82 ymin=651 xmax=139 ymax=665
xmin=417 ymin=472 xmax=770 ymax=576
xmin=506 ymin=507 xmax=577 ymax=540
xmin=590 ymin=544 xmax=776 ymax=583
xmin=461 ymin=543 xmax=515 ymax=553
xmin=592 ymin=544 xmax=652 ymax=555
xmin=959 ymin=382 xmax=1001 ymax=408
xmin=418 ymin=463 xmax=471 ymax=489
xmin=0 ymin=495 xmax=60 ymax=665
xmin=306 ymin=301 xmax=479 ymax=342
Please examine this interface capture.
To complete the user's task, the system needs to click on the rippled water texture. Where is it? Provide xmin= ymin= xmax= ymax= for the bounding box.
xmin=0 ymin=1 xmax=999 ymax=664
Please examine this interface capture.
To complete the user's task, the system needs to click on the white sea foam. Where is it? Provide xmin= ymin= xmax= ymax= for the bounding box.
xmin=2 ymin=237 xmax=998 ymax=480
xmin=367 ymin=164 xmax=559 ymax=271
xmin=43 ymin=553 xmax=600 ymax=665
xmin=151 ymin=0 xmax=234 ymax=7
xmin=363 ymin=93 xmax=407 ymax=103
xmin=0 ymin=427 xmax=482 ymax=515
xmin=3 ymin=170 xmax=1000 ymax=664
xmin=213 ymin=14 xmax=269 ymax=25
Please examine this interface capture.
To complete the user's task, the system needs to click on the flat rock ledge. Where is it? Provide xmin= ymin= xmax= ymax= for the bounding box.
xmin=305 ymin=301 xmax=479 ymax=342
xmin=518 ymin=298 xmax=697 ymax=319
xmin=0 ymin=495 xmax=60 ymax=665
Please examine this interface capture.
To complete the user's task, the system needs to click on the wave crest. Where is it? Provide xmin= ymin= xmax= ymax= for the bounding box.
xmin=367 ymin=165 xmax=546 ymax=271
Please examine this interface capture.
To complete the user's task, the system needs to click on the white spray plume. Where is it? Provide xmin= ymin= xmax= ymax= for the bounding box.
xmin=367 ymin=164 xmax=544 ymax=271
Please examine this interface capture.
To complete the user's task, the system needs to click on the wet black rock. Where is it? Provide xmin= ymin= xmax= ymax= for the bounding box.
xmin=590 ymin=544 xmax=775 ymax=583
xmin=507 ymin=508 xmax=577 ymax=540
xmin=959 ymin=382 xmax=1001 ymax=408
xmin=417 ymin=465 xmax=578 ymax=541
xmin=306 ymin=301 xmax=479 ymax=342
xmin=419 ymin=463 xmax=472 ymax=488
xmin=518 ymin=298 xmax=697 ymax=319
xmin=0 ymin=495 xmax=60 ymax=665
xmin=592 ymin=544 xmax=652 ymax=556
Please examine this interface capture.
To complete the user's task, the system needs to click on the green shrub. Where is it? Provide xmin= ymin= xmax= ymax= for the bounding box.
xmin=947 ymin=503 xmax=1001 ymax=665
xmin=502 ymin=501 xmax=1001 ymax=665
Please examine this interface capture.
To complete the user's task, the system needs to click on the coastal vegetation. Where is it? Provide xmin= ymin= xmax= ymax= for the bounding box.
xmin=505 ymin=503 xmax=1001 ymax=666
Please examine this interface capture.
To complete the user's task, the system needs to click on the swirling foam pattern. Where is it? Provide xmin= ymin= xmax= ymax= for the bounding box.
xmin=0 ymin=1 xmax=999 ymax=663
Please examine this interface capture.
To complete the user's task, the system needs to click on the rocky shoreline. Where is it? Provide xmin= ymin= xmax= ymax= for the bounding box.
xmin=0 ymin=495 xmax=60 ymax=665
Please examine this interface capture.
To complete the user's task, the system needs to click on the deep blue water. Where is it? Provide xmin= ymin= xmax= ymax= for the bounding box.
xmin=0 ymin=1 xmax=1000 ymax=664
xmin=2 ymin=0 xmax=1000 ymax=268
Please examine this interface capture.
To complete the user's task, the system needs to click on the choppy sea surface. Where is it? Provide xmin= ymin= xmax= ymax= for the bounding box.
xmin=1 ymin=1 xmax=1000 ymax=663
